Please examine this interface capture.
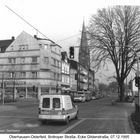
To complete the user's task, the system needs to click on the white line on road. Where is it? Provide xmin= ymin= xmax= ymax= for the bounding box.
xmin=59 ymin=119 xmax=86 ymax=134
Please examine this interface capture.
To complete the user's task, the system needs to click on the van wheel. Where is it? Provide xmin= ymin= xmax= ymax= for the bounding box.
xmin=40 ymin=120 xmax=47 ymax=125
xmin=75 ymin=111 xmax=79 ymax=119
xmin=65 ymin=117 xmax=69 ymax=124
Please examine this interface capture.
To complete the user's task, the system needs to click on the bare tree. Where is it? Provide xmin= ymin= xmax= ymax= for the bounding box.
xmin=88 ymin=6 xmax=140 ymax=101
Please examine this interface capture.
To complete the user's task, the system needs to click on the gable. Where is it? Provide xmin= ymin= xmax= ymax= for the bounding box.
xmin=6 ymin=31 xmax=39 ymax=52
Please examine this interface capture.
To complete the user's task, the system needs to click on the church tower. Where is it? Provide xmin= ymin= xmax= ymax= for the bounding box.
xmin=78 ymin=21 xmax=90 ymax=69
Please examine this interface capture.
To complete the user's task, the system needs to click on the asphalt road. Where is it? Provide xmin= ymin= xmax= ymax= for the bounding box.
xmin=0 ymin=96 xmax=135 ymax=134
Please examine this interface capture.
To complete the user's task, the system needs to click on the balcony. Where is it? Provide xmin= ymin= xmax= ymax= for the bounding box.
xmin=80 ymin=70 xmax=88 ymax=75
xmin=80 ymin=77 xmax=88 ymax=83
xmin=40 ymin=62 xmax=51 ymax=70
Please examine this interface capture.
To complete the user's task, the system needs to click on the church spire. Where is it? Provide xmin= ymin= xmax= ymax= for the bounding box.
xmin=79 ymin=20 xmax=90 ymax=69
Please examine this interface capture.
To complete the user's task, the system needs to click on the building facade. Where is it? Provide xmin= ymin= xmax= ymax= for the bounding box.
xmin=61 ymin=52 xmax=70 ymax=92
xmin=0 ymin=31 xmax=62 ymax=99
xmin=69 ymin=59 xmax=78 ymax=91
xmin=68 ymin=59 xmax=93 ymax=91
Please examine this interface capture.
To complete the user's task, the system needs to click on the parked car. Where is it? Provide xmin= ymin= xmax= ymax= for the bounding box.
xmin=92 ymin=96 xmax=96 ymax=100
xmin=73 ymin=91 xmax=86 ymax=102
xmin=38 ymin=95 xmax=79 ymax=124
xmin=85 ymin=91 xmax=92 ymax=101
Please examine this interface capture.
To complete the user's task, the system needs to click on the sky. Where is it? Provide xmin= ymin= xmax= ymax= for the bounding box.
xmin=1 ymin=0 xmax=140 ymax=83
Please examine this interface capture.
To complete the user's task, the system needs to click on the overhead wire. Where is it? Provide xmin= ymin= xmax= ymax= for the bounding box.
xmin=5 ymin=5 xmax=81 ymax=52
xmin=5 ymin=5 xmax=57 ymax=44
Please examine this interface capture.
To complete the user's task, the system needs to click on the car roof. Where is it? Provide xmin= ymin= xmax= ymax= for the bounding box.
xmin=40 ymin=94 xmax=70 ymax=98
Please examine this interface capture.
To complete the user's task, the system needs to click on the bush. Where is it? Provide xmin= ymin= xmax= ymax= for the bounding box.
xmin=131 ymin=112 xmax=140 ymax=133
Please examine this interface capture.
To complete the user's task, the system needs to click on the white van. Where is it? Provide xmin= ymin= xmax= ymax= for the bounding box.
xmin=38 ymin=95 xmax=79 ymax=124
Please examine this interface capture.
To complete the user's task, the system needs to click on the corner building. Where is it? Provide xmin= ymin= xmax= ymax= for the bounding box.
xmin=0 ymin=31 xmax=62 ymax=98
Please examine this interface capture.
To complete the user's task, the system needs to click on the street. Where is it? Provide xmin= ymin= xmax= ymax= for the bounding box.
xmin=0 ymin=96 xmax=135 ymax=134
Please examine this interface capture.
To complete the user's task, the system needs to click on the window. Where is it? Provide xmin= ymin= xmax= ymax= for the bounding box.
xmin=19 ymin=44 xmax=29 ymax=50
xmin=54 ymin=73 xmax=56 ymax=80
xmin=21 ymin=72 xmax=26 ymax=78
xmin=20 ymin=57 xmax=25 ymax=63
xmin=10 ymin=72 xmax=15 ymax=78
xmin=44 ymin=57 xmax=49 ymax=63
xmin=43 ymin=98 xmax=50 ymax=108
xmin=8 ymin=58 xmax=16 ymax=64
xmin=32 ymin=57 xmax=37 ymax=63
xmin=54 ymin=59 xmax=56 ymax=66
xmin=53 ymin=98 xmax=60 ymax=108
xmin=44 ymin=44 xmax=49 ymax=50
xmin=51 ymin=58 xmax=54 ymax=65
xmin=57 ymin=60 xmax=59 ymax=67
xmin=32 ymin=72 xmax=37 ymax=78
xmin=57 ymin=73 xmax=59 ymax=80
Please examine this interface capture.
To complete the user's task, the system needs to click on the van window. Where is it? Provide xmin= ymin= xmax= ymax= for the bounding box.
xmin=42 ymin=98 xmax=50 ymax=108
xmin=53 ymin=98 xmax=60 ymax=108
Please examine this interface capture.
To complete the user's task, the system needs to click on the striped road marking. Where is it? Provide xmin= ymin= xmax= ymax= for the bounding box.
xmin=59 ymin=119 xmax=86 ymax=134
xmin=59 ymin=117 xmax=128 ymax=134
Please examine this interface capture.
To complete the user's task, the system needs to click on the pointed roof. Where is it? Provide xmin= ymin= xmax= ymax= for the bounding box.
xmin=79 ymin=21 xmax=90 ymax=69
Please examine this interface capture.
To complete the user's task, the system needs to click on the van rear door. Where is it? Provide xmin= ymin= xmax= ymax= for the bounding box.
xmin=40 ymin=97 xmax=51 ymax=117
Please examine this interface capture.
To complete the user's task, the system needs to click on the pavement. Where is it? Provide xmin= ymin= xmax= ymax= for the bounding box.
xmin=0 ymin=104 xmax=17 ymax=112
xmin=0 ymin=98 xmax=38 ymax=112
xmin=114 ymin=102 xmax=136 ymax=133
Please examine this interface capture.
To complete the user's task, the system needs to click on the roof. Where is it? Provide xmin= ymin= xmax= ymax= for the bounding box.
xmin=0 ymin=37 xmax=14 ymax=53
xmin=68 ymin=59 xmax=78 ymax=70
xmin=34 ymin=35 xmax=62 ymax=48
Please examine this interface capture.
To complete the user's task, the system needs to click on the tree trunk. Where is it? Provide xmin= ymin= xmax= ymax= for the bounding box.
xmin=118 ymin=80 xmax=125 ymax=102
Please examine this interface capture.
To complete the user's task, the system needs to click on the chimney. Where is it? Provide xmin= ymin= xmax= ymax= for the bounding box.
xmin=34 ymin=35 xmax=37 ymax=39
xmin=11 ymin=36 xmax=15 ymax=40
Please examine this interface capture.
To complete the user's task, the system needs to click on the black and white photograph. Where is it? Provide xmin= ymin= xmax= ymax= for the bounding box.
xmin=0 ymin=0 xmax=140 ymax=139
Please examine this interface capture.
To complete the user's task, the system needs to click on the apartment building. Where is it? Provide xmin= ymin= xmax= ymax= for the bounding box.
xmin=69 ymin=59 xmax=78 ymax=91
xmin=0 ymin=31 xmax=61 ymax=99
xmin=61 ymin=52 xmax=70 ymax=92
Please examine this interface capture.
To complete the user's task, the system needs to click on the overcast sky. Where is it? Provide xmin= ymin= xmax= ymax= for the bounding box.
xmin=0 ymin=0 xmax=140 ymax=83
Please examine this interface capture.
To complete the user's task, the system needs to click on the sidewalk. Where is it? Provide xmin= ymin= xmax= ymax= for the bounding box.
xmin=0 ymin=98 xmax=38 ymax=112
xmin=0 ymin=104 xmax=17 ymax=112
xmin=115 ymin=102 xmax=136 ymax=133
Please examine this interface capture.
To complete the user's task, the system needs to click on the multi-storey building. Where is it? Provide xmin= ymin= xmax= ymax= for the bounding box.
xmin=68 ymin=59 xmax=92 ymax=91
xmin=69 ymin=59 xmax=78 ymax=91
xmin=88 ymin=69 xmax=95 ymax=91
xmin=0 ymin=31 xmax=62 ymax=99
xmin=61 ymin=52 xmax=70 ymax=92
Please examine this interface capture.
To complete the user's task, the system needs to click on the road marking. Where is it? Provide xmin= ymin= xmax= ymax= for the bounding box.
xmin=12 ymin=122 xmax=39 ymax=128
xmin=59 ymin=119 xmax=86 ymax=134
